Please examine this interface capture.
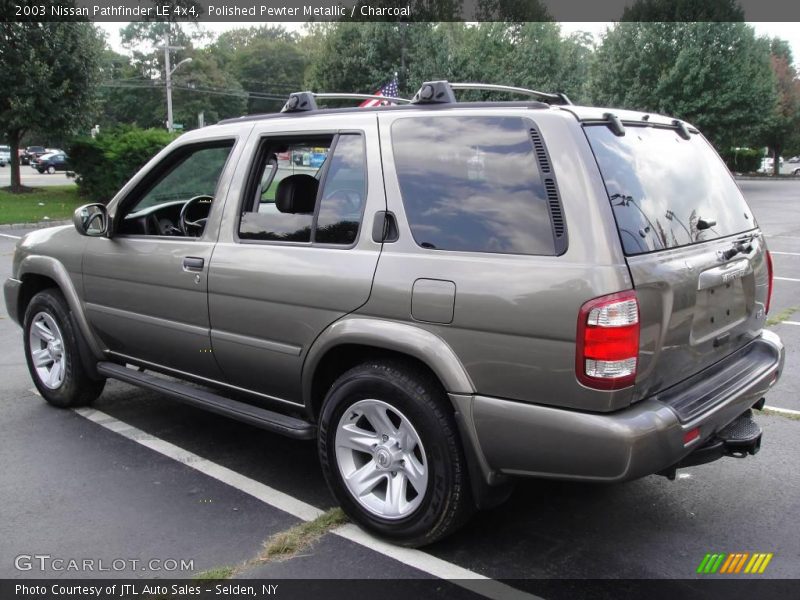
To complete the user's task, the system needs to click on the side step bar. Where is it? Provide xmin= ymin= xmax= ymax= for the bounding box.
xmin=96 ymin=362 xmax=316 ymax=440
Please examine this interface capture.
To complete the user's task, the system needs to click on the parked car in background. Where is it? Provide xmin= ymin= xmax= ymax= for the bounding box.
xmin=0 ymin=145 xmax=10 ymax=167
xmin=34 ymin=152 xmax=69 ymax=174
xmin=785 ymin=156 xmax=800 ymax=176
xmin=21 ymin=146 xmax=46 ymax=166
xmin=758 ymin=156 xmax=800 ymax=176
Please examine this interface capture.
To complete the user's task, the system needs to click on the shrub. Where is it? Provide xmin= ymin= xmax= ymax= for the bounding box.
xmin=68 ymin=127 xmax=175 ymax=202
xmin=719 ymin=147 xmax=762 ymax=174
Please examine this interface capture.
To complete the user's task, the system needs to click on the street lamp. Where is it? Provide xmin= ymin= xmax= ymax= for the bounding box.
xmin=162 ymin=33 xmax=192 ymax=133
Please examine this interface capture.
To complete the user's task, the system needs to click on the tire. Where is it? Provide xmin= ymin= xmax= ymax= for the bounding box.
xmin=47 ymin=166 xmax=55 ymax=174
xmin=23 ymin=289 xmax=105 ymax=408
xmin=318 ymin=360 xmax=474 ymax=547
xmin=793 ymin=169 xmax=800 ymax=177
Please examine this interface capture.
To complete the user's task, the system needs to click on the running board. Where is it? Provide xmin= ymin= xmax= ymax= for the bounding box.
xmin=96 ymin=362 xmax=316 ymax=440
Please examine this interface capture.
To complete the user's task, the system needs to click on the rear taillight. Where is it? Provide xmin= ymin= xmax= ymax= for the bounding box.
xmin=766 ymin=250 xmax=774 ymax=315
xmin=576 ymin=291 xmax=640 ymax=390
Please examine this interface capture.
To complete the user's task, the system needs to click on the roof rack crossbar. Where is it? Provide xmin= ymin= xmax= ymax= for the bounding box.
xmin=449 ymin=83 xmax=572 ymax=105
xmin=313 ymin=93 xmax=411 ymax=104
xmin=281 ymin=91 xmax=410 ymax=113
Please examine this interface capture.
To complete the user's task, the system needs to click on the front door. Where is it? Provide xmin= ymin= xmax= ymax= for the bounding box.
xmin=208 ymin=117 xmax=384 ymax=405
xmin=82 ymin=138 xmax=239 ymax=380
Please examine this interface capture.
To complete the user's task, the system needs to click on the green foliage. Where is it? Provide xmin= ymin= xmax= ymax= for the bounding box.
xmin=757 ymin=40 xmax=800 ymax=173
xmin=209 ymin=25 xmax=306 ymax=114
xmin=590 ymin=22 xmax=776 ymax=149
xmin=719 ymin=147 xmax=762 ymax=173
xmin=67 ymin=127 xmax=175 ymax=202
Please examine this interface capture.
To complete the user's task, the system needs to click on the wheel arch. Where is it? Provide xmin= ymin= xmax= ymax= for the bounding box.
xmin=303 ymin=318 xmax=475 ymax=420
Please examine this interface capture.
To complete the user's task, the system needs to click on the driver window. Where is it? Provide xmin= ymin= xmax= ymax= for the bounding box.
xmin=118 ymin=141 xmax=234 ymax=236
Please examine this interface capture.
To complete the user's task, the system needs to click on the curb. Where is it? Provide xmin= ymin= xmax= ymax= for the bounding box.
xmin=734 ymin=176 xmax=800 ymax=181
xmin=0 ymin=219 xmax=71 ymax=232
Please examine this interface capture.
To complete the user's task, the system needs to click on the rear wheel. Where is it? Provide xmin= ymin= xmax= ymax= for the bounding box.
xmin=24 ymin=289 xmax=104 ymax=407
xmin=318 ymin=360 xmax=474 ymax=547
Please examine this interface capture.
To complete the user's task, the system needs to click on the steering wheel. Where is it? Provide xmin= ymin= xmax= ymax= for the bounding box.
xmin=324 ymin=189 xmax=363 ymax=214
xmin=179 ymin=195 xmax=214 ymax=236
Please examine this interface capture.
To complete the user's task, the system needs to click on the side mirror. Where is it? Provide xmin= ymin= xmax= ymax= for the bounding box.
xmin=73 ymin=203 xmax=109 ymax=237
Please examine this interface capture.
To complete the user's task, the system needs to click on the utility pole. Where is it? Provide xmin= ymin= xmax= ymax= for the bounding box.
xmin=159 ymin=31 xmax=191 ymax=133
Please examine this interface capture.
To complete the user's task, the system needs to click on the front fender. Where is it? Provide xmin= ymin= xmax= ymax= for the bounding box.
xmin=302 ymin=317 xmax=475 ymax=408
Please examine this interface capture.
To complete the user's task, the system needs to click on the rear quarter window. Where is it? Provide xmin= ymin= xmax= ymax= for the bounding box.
xmin=585 ymin=125 xmax=755 ymax=256
xmin=391 ymin=115 xmax=559 ymax=255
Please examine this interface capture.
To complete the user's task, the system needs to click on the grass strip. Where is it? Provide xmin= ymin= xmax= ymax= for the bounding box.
xmin=0 ymin=185 xmax=83 ymax=225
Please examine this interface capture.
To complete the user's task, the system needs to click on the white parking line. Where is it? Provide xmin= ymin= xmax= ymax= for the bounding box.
xmin=0 ymin=233 xmax=22 ymax=240
xmin=764 ymin=405 xmax=800 ymax=417
xmin=73 ymin=407 xmax=539 ymax=600
xmin=781 ymin=321 xmax=800 ymax=326
xmin=774 ymin=277 xmax=800 ymax=282
xmin=770 ymin=251 xmax=800 ymax=256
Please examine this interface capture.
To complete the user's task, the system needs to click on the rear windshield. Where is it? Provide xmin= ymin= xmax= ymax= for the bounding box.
xmin=585 ymin=125 xmax=755 ymax=256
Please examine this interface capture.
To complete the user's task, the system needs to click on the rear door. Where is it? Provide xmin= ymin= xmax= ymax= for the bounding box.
xmin=585 ymin=124 xmax=769 ymax=400
xmin=207 ymin=115 xmax=384 ymax=405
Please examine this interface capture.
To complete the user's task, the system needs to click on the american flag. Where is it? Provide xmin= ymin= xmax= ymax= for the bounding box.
xmin=359 ymin=75 xmax=399 ymax=107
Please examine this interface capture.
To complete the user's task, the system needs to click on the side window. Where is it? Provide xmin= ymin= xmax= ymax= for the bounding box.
xmin=238 ymin=133 xmax=366 ymax=246
xmin=315 ymin=134 xmax=366 ymax=245
xmin=117 ymin=141 xmax=234 ymax=236
xmin=391 ymin=116 xmax=557 ymax=255
xmin=131 ymin=144 xmax=233 ymax=213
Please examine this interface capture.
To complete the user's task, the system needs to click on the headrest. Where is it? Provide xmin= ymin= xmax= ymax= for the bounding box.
xmin=276 ymin=174 xmax=318 ymax=214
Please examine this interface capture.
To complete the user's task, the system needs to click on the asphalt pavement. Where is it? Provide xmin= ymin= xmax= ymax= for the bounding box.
xmin=0 ymin=165 xmax=75 ymax=188
xmin=0 ymin=180 xmax=798 ymax=595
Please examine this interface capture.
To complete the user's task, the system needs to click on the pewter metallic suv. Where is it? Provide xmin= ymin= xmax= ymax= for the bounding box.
xmin=4 ymin=81 xmax=785 ymax=546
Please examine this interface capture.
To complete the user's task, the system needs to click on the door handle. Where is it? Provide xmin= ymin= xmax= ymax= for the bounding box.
xmin=183 ymin=257 xmax=205 ymax=271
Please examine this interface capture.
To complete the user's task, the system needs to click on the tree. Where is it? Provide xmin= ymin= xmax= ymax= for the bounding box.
xmin=209 ymin=26 xmax=306 ymax=114
xmin=759 ymin=39 xmax=800 ymax=175
xmin=0 ymin=21 xmax=104 ymax=191
xmin=112 ymin=22 xmax=245 ymax=128
xmin=589 ymin=22 xmax=775 ymax=149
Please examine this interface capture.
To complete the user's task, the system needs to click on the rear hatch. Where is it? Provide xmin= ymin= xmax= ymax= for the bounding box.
xmin=584 ymin=122 xmax=769 ymax=401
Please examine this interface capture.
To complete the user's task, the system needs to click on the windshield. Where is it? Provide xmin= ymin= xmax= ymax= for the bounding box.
xmin=585 ymin=125 xmax=755 ymax=256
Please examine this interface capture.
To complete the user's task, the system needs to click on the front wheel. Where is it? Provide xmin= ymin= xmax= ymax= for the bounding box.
xmin=24 ymin=289 xmax=105 ymax=407
xmin=318 ymin=360 xmax=474 ymax=547
xmin=46 ymin=166 xmax=55 ymax=174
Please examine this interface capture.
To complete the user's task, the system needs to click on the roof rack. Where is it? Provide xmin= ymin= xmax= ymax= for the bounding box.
xmin=411 ymin=81 xmax=572 ymax=106
xmin=282 ymin=91 xmax=411 ymax=113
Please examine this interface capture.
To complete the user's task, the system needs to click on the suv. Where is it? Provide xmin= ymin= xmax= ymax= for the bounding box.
xmin=0 ymin=145 xmax=10 ymax=166
xmin=3 ymin=82 xmax=784 ymax=546
xmin=21 ymin=145 xmax=46 ymax=166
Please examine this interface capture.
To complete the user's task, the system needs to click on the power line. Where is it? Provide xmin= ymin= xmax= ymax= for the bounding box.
xmin=100 ymin=81 xmax=287 ymax=101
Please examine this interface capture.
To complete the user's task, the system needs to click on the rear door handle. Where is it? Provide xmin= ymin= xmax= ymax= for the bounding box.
xmin=183 ymin=257 xmax=205 ymax=271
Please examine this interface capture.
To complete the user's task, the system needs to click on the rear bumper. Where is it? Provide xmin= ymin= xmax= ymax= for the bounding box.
xmin=466 ymin=329 xmax=784 ymax=483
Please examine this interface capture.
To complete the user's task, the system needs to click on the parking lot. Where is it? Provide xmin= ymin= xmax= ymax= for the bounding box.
xmin=0 ymin=180 xmax=798 ymax=594
xmin=0 ymin=165 xmax=74 ymax=188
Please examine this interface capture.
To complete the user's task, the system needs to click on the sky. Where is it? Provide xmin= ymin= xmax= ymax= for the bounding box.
xmin=97 ymin=21 xmax=800 ymax=68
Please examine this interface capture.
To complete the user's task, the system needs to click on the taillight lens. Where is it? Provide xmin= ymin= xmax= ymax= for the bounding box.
xmin=576 ymin=291 xmax=640 ymax=390
xmin=766 ymin=250 xmax=774 ymax=315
